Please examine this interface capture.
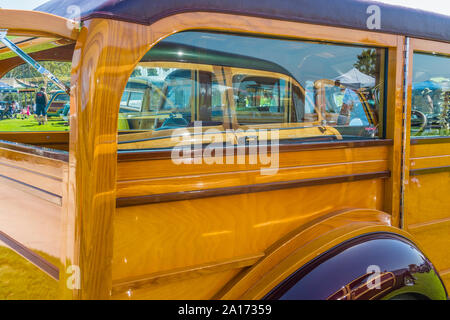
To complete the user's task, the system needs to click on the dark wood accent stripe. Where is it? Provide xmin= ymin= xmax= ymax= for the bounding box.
xmin=0 ymin=140 xmax=69 ymax=162
xmin=116 ymin=171 xmax=390 ymax=208
xmin=0 ymin=230 xmax=59 ymax=280
xmin=411 ymin=137 xmax=450 ymax=145
xmin=0 ymin=173 xmax=62 ymax=206
xmin=410 ymin=166 xmax=450 ymax=176
xmin=118 ymin=139 xmax=393 ymax=162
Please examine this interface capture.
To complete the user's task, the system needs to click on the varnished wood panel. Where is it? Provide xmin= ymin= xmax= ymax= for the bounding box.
xmin=0 ymin=36 xmax=57 ymax=55
xmin=117 ymin=139 xmax=392 ymax=162
xmin=406 ymin=172 xmax=450 ymax=226
xmin=0 ymin=140 xmax=69 ymax=161
xmin=219 ymin=209 xmax=392 ymax=299
xmin=404 ymin=39 xmax=450 ymax=293
xmin=112 ymin=253 xmax=263 ymax=296
xmin=0 ymin=162 xmax=62 ymax=198
xmin=383 ymin=36 xmax=406 ymax=228
xmin=410 ymin=143 xmax=450 ymax=158
xmin=0 ymin=146 xmax=65 ymax=184
xmin=118 ymin=146 xmax=390 ymax=181
xmin=441 ymin=270 xmax=450 ymax=291
xmin=0 ymin=174 xmax=61 ymax=205
xmin=68 ymin=18 xmax=157 ymax=299
xmin=112 ymin=269 xmax=242 ymax=300
xmin=117 ymin=171 xmax=389 ymax=206
xmin=407 ymin=220 xmax=450 ymax=280
xmin=113 ymin=179 xmax=385 ymax=283
xmin=0 ymin=9 xmax=79 ymax=40
xmin=410 ymin=156 xmax=450 ymax=171
xmin=70 ymin=11 xmax=403 ymax=299
xmin=0 ymin=177 xmax=62 ymax=262
xmin=117 ymin=161 xmax=389 ymax=199
xmin=411 ymin=38 xmax=450 ymax=56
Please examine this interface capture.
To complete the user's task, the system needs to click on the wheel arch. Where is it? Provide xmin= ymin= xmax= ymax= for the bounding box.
xmin=264 ymin=232 xmax=447 ymax=300
xmin=217 ymin=208 xmax=447 ymax=300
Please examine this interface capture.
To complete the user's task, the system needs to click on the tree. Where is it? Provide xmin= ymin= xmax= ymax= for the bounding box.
xmin=354 ymin=49 xmax=377 ymax=77
xmin=4 ymin=61 xmax=71 ymax=82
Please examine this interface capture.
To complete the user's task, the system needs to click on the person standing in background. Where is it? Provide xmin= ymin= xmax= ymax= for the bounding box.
xmin=35 ymin=87 xmax=48 ymax=125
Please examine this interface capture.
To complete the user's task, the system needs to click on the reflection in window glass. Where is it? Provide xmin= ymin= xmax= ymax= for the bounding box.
xmin=0 ymin=62 xmax=71 ymax=132
xmin=411 ymin=53 xmax=450 ymax=137
xmin=118 ymin=32 xmax=385 ymax=151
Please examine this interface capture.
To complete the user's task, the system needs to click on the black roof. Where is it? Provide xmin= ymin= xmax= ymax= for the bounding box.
xmin=36 ymin=0 xmax=450 ymax=43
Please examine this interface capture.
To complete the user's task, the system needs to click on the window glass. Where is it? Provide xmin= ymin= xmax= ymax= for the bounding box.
xmin=0 ymin=62 xmax=71 ymax=132
xmin=118 ymin=32 xmax=385 ymax=151
xmin=411 ymin=53 xmax=450 ymax=137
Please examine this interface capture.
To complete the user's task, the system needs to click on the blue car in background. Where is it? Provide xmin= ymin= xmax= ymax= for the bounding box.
xmin=45 ymin=90 xmax=70 ymax=116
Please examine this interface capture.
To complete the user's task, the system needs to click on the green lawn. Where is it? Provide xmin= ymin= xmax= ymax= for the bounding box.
xmin=0 ymin=245 xmax=59 ymax=300
xmin=0 ymin=116 xmax=69 ymax=132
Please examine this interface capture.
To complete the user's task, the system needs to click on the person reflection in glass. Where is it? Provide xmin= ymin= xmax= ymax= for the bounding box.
xmin=421 ymin=88 xmax=434 ymax=114
xmin=336 ymin=81 xmax=369 ymax=126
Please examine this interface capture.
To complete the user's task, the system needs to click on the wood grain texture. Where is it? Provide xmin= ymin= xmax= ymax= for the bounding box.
xmin=112 ymin=269 xmax=242 ymax=300
xmin=0 ymin=9 xmax=79 ymax=40
xmin=383 ymin=36 xmax=406 ymax=228
xmin=411 ymin=38 xmax=450 ymax=56
xmin=0 ymin=7 xmax=447 ymax=300
xmin=68 ymin=12 xmax=420 ymax=299
xmin=0 ymin=139 xmax=68 ymax=161
xmin=0 ymin=143 xmax=66 ymax=262
xmin=117 ymin=145 xmax=390 ymax=196
xmin=117 ymin=171 xmax=390 ymax=207
xmin=411 ymin=137 xmax=450 ymax=145
xmin=403 ymin=39 xmax=450 ymax=291
xmin=112 ymin=253 xmax=263 ymax=296
xmin=0 ymin=170 xmax=64 ymax=263
xmin=218 ymin=208 xmax=391 ymax=299
xmin=407 ymin=220 xmax=450 ymax=285
xmin=117 ymin=139 xmax=392 ymax=162
xmin=410 ymin=143 xmax=450 ymax=158
xmin=82 ymin=12 xmax=398 ymax=299
xmin=406 ymin=170 xmax=450 ymax=226
xmin=0 ymin=36 xmax=57 ymax=55
xmin=68 ymin=19 xmax=156 ymax=299
xmin=113 ymin=179 xmax=385 ymax=285
xmin=118 ymin=145 xmax=390 ymax=181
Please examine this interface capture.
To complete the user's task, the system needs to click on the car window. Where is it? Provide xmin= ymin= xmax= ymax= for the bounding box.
xmin=117 ymin=31 xmax=386 ymax=151
xmin=411 ymin=52 xmax=450 ymax=137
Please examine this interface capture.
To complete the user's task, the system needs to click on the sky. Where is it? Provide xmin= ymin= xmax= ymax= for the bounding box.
xmin=0 ymin=0 xmax=449 ymax=16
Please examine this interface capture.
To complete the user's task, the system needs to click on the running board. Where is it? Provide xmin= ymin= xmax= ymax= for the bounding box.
xmin=0 ymin=29 xmax=70 ymax=93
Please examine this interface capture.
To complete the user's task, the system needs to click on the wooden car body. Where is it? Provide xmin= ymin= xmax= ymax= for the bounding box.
xmin=0 ymin=0 xmax=448 ymax=300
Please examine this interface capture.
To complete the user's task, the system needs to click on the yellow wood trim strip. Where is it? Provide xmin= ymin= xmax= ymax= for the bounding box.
xmin=439 ymin=268 xmax=450 ymax=276
xmin=0 ymin=9 xmax=79 ymax=40
xmin=407 ymin=216 xmax=450 ymax=230
xmin=111 ymin=253 xmax=264 ymax=295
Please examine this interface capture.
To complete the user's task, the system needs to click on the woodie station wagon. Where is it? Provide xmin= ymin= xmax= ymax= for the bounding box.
xmin=0 ymin=0 xmax=449 ymax=300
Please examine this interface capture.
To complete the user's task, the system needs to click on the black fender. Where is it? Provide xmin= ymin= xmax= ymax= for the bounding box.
xmin=264 ymin=232 xmax=448 ymax=300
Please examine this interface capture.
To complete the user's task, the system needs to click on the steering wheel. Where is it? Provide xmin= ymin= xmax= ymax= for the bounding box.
xmin=411 ymin=110 xmax=427 ymax=135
